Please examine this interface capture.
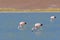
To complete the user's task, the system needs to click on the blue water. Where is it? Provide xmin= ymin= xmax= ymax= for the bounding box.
xmin=0 ymin=12 xmax=60 ymax=40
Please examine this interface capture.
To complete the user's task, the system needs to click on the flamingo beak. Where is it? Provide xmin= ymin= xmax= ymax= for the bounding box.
xmin=55 ymin=16 xmax=56 ymax=18
xmin=41 ymin=24 xmax=43 ymax=26
xmin=25 ymin=22 xmax=27 ymax=24
xmin=32 ymin=30 xmax=33 ymax=32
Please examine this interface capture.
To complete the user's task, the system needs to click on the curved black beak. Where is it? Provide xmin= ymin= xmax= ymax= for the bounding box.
xmin=25 ymin=22 xmax=27 ymax=24
xmin=41 ymin=24 xmax=43 ymax=26
xmin=55 ymin=16 xmax=56 ymax=18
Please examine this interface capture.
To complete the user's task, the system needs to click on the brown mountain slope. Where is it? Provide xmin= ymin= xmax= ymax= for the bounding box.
xmin=0 ymin=0 xmax=60 ymax=10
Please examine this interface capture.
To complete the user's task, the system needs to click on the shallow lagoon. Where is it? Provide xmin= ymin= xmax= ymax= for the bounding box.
xmin=0 ymin=12 xmax=60 ymax=40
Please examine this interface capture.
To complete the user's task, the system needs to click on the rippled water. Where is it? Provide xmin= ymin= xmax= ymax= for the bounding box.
xmin=0 ymin=12 xmax=60 ymax=40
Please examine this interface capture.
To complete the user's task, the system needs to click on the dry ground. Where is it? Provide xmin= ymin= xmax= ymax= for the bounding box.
xmin=0 ymin=0 xmax=60 ymax=10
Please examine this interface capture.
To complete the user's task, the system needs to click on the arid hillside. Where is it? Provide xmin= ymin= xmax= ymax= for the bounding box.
xmin=0 ymin=0 xmax=60 ymax=10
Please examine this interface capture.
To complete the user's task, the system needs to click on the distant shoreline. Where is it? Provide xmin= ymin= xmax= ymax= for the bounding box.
xmin=0 ymin=12 xmax=60 ymax=13
xmin=0 ymin=8 xmax=60 ymax=12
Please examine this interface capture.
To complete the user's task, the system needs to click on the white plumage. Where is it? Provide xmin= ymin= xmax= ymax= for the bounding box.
xmin=18 ymin=21 xmax=27 ymax=30
xmin=50 ymin=16 xmax=56 ymax=22
xmin=32 ymin=23 xmax=43 ymax=32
